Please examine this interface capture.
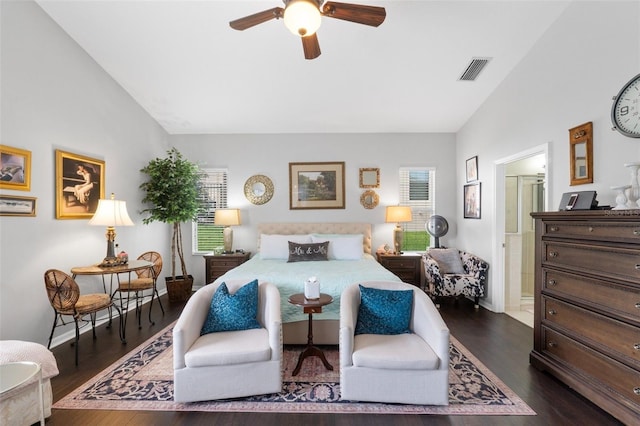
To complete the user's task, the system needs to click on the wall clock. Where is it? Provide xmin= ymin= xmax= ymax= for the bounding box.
xmin=611 ymin=73 xmax=640 ymax=138
xmin=244 ymin=174 xmax=274 ymax=205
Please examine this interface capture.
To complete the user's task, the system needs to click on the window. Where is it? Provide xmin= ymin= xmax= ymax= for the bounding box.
xmin=399 ymin=167 xmax=435 ymax=250
xmin=192 ymin=169 xmax=228 ymax=254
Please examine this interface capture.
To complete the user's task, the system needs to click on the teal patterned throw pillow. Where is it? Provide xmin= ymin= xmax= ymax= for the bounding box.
xmin=355 ymin=285 xmax=413 ymax=335
xmin=200 ymin=280 xmax=261 ymax=335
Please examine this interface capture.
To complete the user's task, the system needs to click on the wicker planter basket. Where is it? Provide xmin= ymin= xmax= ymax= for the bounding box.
xmin=166 ymin=275 xmax=194 ymax=303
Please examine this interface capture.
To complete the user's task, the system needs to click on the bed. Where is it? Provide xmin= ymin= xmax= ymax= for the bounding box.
xmin=212 ymin=222 xmax=402 ymax=345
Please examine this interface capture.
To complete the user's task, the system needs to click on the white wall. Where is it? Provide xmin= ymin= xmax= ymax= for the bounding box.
xmin=171 ymin=133 xmax=458 ymax=286
xmin=0 ymin=1 xmax=170 ymax=344
xmin=455 ymin=1 xmax=640 ymax=310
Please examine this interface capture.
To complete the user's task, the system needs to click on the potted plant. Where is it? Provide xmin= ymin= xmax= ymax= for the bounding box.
xmin=140 ymin=147 xmax=205 ymax=302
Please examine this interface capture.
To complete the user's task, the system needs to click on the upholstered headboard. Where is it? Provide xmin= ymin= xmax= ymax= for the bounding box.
xmin=257 ymin=223 xmax=372 ymax=255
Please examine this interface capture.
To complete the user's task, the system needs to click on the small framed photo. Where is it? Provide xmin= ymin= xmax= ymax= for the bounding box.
xmin=359 ymin=168 xmax=380 ymax=188
xmin=289 ymin=161 xmax=345 ymax=210
xmin=0 ymin=195 xmax=36 ymax=216
xmin=464 ymin=182 xmax=481 ymax=219
xmin=55 ymin=150 xmax=105 ymax=219
xmin=466 ymin=156 xmax=478 ymax=182
xmin=0 ymin=145 xmax=32 ymax=191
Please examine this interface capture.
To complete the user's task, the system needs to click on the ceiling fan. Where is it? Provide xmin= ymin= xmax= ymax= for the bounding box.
xmin=229 ymin=0 xmax=386 ymax=60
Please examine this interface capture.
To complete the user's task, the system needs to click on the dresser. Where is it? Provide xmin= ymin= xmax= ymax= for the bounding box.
xmin=530 ymin=211 xmax=640 ymax=424
xmin=376 ymin=252 xmax=423 ymax=286
xmin=203 ymin=252 xmax=251 ymax=284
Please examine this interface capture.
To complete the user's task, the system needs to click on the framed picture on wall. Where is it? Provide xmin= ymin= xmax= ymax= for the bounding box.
xmin=0 ymin=195 xmax=36 ymax=217
xmin=55 ymin=150 xmax=105 ymax=219
xmin=289 ymin=161 xmax=345 ymax=209
xmin=464 ymin=182 xmax=481 ymax=219
xmin=0 ymin=145 xmax=32 ymax=191
xmin=466 ymin=156 xmax=478 ymax=182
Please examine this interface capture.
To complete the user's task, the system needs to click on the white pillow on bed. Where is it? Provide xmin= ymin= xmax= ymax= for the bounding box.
xmin=311 ymin=234 xmax=363 ymax=260
xmin=260 ymin=234 xmax=312 ymax=259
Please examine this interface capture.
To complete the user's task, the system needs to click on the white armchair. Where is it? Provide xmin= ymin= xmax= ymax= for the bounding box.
xmin=173 ymin=280 xmax=282 ymax=402
xmin=340 ymin=281 xmax=449 ymax=405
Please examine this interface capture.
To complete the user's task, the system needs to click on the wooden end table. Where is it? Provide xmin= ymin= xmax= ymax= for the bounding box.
xmin=287 ymin=293 xmax=334 ymax=376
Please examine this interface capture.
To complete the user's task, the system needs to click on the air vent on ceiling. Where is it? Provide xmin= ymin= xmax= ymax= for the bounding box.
xmin=459 ymin=57 xmax=492 ymax=81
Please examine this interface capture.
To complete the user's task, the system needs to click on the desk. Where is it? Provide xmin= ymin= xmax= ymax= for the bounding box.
xmin=287 ymin=293 xmax=334 ymax=376
xmin=71 ymin=260 xmax=153 ymax=342
xmin=0 ymin=362 xmax=44 ymax=425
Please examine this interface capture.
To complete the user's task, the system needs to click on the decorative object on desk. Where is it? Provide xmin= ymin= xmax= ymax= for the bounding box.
xmin=426 ymin=215 xmax=449 ymax=248
xmin=140 ymin=148 xmax=206 ymax=302
xmin=0 ymin=144 xmax=31 ymax=191
xmin=465 ymin=156 xmax=478 ymax=182
xmin=117 ymin=251 xmax=129 ymax=264
xmin=359 ymin=189 xmax=378 ymax=209
xmin=624 ymin=162 xmax=640 ymax=208
xmin=88 ymin=193 xmax=134 ymax=267
xmin=359 ymin=168 xmax=380 ymax=188
xmin=55 ymin=150 xmax=105 ymax=219
xmin=610 ymin=73 xmax=640 ymax=139
xmin=569 ymin=122 xmax=593 ymax=186
xmin=0 ymin=194 xmax=36 ymax=217
xmin=214 ymin=208 xmax=241 ymax=253
xmin=244 ymin=174 xmax=274 ymax=205
xmin=385 ymin=205 xmax=412 ymax=254
xmin=611 ymin=185 xmax=631 ymax=210
xmin=304 ymin=276 xmax=320 ymax=300
xmin=289 ymin=162 xmax=345 ymax=210
xmin=463 ymin=182 xmax=481 ymax=219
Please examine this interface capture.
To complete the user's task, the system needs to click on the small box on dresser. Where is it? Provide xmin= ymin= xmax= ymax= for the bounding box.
xmin=530 ymin=211 xmax=640 ymax=425
xmin=203 ymin=252 xmax=251 ymax=285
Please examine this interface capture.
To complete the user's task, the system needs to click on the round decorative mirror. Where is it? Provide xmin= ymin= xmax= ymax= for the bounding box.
xmin=244 ymin=175 xmax=274 ymax=205
xmin=360 ymin=189 xmax=379 ymax=209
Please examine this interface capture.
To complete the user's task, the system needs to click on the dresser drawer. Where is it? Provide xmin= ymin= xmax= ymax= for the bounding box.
xmin=542 ymin=327 xmax=640 ymax=407
xmin=380 ymin=257 xmax=419 ymax=270
xmin=543 ymin=241 xmax=640 ymax=283
xmin=543 ymin=221 xmax=640 ymax=244
xmin=208 ymin=258 xmax=243 ymax=269
xmin=543 ymin=269 xmax=640 ymax=322
xmin=542 ymin=296 xmax=640 ymax=366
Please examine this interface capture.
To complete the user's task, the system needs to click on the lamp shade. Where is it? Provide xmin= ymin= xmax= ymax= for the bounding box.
xmin=214 ymin=208 xmax=241 ymax=226
xmin=88 ymin=197 xmax=134 ymax=227
xmin=385 ymin=206 xmax=412 ymax=223
xmin=284 ymin=0 xmax=321 ymax=37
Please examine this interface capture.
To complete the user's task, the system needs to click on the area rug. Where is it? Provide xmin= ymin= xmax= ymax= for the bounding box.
xmin=54 ymin=322 xmax=535 ymax=416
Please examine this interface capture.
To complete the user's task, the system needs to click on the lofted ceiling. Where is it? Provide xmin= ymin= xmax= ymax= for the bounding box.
xmin=36 ymin=0 xmax=570 ymax=135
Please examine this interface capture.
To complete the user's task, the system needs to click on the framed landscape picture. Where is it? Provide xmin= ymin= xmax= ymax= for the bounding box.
xmin=0 ymin=195 xmax=36 ymax=217
xmin=55 ymin=150 xmax=105 ymax=219
xmin=0 ymin=145 xmax=32 ymax=191
xmin=289 ymin=162 xmax=345 ymax=209
xmin=464 ymin=182 xmax=481 ymax=219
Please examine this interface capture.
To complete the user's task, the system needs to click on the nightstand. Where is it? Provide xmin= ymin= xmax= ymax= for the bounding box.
xmin=376 ymin=252 xmax=423 ymax=287
xmin=203 ymin=252 xmax=251 ymax=284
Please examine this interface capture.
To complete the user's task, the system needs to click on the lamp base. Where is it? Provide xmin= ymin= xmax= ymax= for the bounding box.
xmin=393 ymin=224 xmax=404 ymax=255
xmin=99 ymin=256 xmax=126 ymax=268
xmin=223 ymin=226 xmax=234 ymax=253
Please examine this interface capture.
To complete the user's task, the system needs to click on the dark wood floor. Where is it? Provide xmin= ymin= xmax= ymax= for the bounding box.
xmin=46 ymin=294 xmax=623 ymax=426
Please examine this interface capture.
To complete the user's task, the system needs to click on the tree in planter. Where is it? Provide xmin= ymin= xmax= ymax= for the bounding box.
xmin=139 ymin=148 xmax=205 ymax=298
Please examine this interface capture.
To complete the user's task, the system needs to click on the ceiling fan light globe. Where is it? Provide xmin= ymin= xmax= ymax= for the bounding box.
xmin=284 ymin=0 xmax=321 ymax=37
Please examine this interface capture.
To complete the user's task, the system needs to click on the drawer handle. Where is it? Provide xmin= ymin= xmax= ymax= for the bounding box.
xmin=636 ymin=264 xmax=640 ymax=270
xmin=548 ymin=251 xmax=558 ymax=258
xmin=634 ymin=229 xmax=640 ymax=236
xmin=548 ymin=279 xmax=557 ymax=286
xmin=634 ymin=343 xmax=640 ymax=350
xmin=548 ymin=309 xmax=557 ymax=315
xmin=547 ymin=341 xmax=557 ymax=348
xmin=635 ymin=387 xmax=640 ymax=396
xmin=549 ymin=226 xmax=559 ymax=232
xmin=636 ymin=302 xmax=640 ymax=309
xmin=588 ymin=226 xmax=594 ymax=232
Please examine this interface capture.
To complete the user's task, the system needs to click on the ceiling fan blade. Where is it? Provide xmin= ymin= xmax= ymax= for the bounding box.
xmin=301 ymin=33 xmax=321 ymax=60
xmin=321 ymin=2 xmax=386 ymax=27
xmin=229 ymin=7 xmax=284 ymax=31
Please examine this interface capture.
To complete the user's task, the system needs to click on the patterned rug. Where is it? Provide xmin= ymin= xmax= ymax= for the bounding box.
xmin=54 ymin=322 xmax=535 ymax=415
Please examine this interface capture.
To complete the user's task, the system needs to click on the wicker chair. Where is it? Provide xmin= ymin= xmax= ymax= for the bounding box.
xmin=112 ymin=251 xmax=164 ymax=329
xmin=44 ymin=269 xmax=124 ymax=365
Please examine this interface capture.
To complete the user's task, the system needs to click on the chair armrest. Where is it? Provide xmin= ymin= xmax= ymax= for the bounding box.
xmin=411 ymin=289 xmax=450 ymax=371
xmin=460 ymin=251 xmax=489 ymax=281
xmin=339 ymin=283 xmax=361 ymax=368
xmin=172 ymin=285 xmax=216 ymax=370
xmin=258 ymin=282 xmax=282 ymax=361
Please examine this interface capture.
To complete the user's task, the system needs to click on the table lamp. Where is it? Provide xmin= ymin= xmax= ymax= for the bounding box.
xmin=385 ymin=206 xmax=412 ymax=254
xmin=214 ymin=208 xmax=241 ymax=254
xmin=88 ymin=193 xmax=134 ymax=266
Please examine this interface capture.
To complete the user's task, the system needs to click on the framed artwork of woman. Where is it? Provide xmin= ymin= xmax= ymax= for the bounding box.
xmin=55 ymin=150 xmax=105 ymax=219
